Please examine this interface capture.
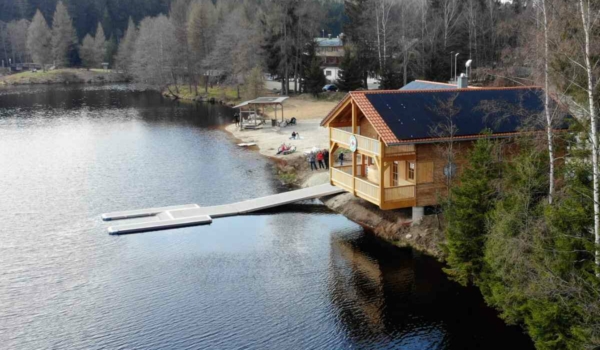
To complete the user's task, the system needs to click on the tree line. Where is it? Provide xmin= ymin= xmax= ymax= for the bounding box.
xmin=439 ymin=0 xmax=600 ymax=348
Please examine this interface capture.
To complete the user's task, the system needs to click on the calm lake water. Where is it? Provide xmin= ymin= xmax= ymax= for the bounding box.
xmin=0 ymin=84 xmax=533 ymax=349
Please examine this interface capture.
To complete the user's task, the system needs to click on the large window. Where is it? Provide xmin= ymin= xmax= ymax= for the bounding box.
xmin=392 ymin=162 xmax=399 ymax=186
xmin=408 ymin=162 xmax=415 ymax=180
xmin=325 ymin=70 xmax=332 ymax=76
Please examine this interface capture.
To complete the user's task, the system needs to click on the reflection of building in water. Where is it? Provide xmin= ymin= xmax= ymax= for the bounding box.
xmin=328 ymin=233 xmax=418 ymax=340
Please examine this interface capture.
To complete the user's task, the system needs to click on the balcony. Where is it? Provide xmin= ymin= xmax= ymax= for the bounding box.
xmin=331 ymin=128 xmax=381 ymax=157
xmin=331 ymin=166 xmax=416 ymax=209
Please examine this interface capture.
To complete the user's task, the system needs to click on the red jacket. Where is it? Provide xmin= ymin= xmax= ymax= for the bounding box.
xmin=317 ymin=153 xmax=324 ymax=161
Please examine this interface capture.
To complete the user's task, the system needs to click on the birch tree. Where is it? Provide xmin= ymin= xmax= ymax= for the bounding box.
xmin=27 ymin=10 xmax=52 ymax=69
xmin=51 ymin=1 xmax=77 ymax=67
xmin=538 ymin=0 xmax=555 ymax=204
xmin=578 ymin=0 xmax=600 ymax=276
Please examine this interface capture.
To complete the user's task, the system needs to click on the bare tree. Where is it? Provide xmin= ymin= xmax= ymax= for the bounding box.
xmin=132 ymin=15 xmax=178 ymax=91
xmin=578 ymin=0 xmax=600 ymax=276
xmin=188 ymin=0 xmax=217 ymax=93
xmin=27 ymin=10 xmax=52 ymax=70
xmin=7 ymin=20 xmax=30 ymax=64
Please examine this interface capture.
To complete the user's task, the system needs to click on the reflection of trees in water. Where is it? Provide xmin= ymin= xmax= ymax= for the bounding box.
xmin=0 ymin=85 xmax=231 ymax=128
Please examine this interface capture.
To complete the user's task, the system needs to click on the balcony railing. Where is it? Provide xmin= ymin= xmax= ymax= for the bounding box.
xmin=384 ymin=185 xmax=415 ymax=201
xmin=331 ymin=167 xmax=353 ymax=191
xmin=331 ymin=128 xmax=380 ymax=156
xmin=355 ymin=177 xmax=380 ymax=203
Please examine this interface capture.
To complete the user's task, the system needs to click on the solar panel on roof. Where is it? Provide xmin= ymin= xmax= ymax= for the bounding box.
xmin=365 ymin=88 xmax=549 ymax=141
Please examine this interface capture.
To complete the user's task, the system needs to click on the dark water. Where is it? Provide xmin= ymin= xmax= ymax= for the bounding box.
xmin=0 ymin=84 xmax=533 ymax=349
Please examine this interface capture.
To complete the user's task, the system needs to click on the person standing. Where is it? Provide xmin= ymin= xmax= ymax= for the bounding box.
xmin=309 ymin=152 xmax=317 ymax=171
xmin=323 ymin=149 xmax=329 ymax=169
xmin=338 ymin=152 xmax=344 ymax=166
xmin=317 ymin=151 xmax=325 ymax=169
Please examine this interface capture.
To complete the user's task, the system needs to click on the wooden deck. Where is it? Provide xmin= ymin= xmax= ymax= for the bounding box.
xmin=102 ymin=184 xmax=344 ymax=235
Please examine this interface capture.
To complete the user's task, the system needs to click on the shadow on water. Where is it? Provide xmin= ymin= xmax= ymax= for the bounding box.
xmin=328 ymin=231 xmax=534 ymax=350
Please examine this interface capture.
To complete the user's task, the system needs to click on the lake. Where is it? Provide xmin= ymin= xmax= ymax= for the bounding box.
xmin=0 ymin=84 xmax=533 ymax=349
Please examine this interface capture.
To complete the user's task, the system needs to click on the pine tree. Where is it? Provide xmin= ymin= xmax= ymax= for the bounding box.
xmin=27 ymin=10 xmax=52 ymax=69
xmin=304 ymin=57 xmax=327 ymax=97
xmin=79 ymin=34 xmax=97 ymax=69
xmin=93 ymin=23 xmax=107 ymax=65
xmin=379 ymin=65 xmax=402 ymax=89
xmin=444 ymin=135 xmax=500 ymax=286
xmin=337 ymin=49 xmax=364 ymax=91
xmin=51 ymin=1 xmax=77 ymax=68
xmin=115 ymin=17 xmax=137 ymax=75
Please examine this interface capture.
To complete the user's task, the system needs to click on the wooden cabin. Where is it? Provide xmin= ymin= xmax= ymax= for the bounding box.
xmin=321 ymin=82 xmax=566 ymax=218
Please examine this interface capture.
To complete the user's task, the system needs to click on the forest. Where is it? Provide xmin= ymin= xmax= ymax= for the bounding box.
xmin=2 ymin=0 xmax=600 ymax=349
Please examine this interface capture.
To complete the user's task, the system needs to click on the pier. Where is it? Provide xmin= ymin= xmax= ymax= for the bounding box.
xmin=101 ymin=184 xmax=343 ymax=234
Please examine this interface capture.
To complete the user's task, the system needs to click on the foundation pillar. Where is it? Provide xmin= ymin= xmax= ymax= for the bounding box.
xmin=412 ymin=206 xmax=424 ymax=224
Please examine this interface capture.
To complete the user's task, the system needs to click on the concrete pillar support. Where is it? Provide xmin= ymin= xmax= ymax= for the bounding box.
xmin=412 ymin=206 xmax=424 ymax=224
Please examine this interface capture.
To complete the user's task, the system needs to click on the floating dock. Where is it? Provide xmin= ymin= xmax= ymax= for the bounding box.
xmin=101 ymin=184 xmax=343 ymax=235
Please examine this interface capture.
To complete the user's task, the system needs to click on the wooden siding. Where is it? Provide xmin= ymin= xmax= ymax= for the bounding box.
xmin=415 ymin=142 xmax=473 ymax=207
xmin=359 ymin=116 xmax=379 ymax=139
xmin=417 ymin=162 xmax=434 ymax=184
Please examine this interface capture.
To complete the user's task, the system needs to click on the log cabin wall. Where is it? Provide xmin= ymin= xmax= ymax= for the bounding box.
xmin=415 ymin=141 xmax=474 ymax=207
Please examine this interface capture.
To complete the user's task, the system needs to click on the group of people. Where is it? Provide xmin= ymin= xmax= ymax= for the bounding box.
xmin=308 ymin=149 xmax=329 ymax=171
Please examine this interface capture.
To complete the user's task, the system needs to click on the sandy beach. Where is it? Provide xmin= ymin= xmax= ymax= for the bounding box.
xmin=225 ymin=95 xmax=341 ymax=159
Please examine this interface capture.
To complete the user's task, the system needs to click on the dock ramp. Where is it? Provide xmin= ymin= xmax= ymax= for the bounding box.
xmin=101 ymin=184 xmax=343 ymax=235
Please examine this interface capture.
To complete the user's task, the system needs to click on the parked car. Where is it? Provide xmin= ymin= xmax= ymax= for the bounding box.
xmin=322 ymin=84 xmax=338 ymax=92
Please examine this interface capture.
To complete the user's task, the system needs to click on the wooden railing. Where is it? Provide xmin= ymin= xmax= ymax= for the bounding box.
xmin=384 ymin=144 xmax=415 ymax=156
xmin=331 ymin=128 xmax=380 ymax=156
xmin=336 ymin=165 xmax=362 ymax=177
xmin=355 ymin=177 xmax=380 ymax=203
xmin=384 ymin=185 xmax=415 ymax=201
xmin=331 ymin=128 xmax=351 ymax=147
xmin=331 ymin=168 xmax=353 ymax=190
xmin=355 ymin=134 xmax=380 ymax=156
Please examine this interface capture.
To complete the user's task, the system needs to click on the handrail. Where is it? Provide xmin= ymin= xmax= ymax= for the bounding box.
xmin=355 ymin=177 xmax=380 ymax=203
xmin=331 ymin=128 xmax=380 ymax=156
xmin=384 ymin=185 xmax=415 ymax=201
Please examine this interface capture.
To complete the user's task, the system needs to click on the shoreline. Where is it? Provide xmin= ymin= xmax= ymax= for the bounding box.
xmin=0 ymin=68 xmax=128 ymax=86
xmin=222 ymin=119 xmax=446 ymax=259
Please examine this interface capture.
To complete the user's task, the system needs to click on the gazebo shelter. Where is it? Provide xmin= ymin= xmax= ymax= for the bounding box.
xmin=233 ymin=96 xmax=289 ymax=130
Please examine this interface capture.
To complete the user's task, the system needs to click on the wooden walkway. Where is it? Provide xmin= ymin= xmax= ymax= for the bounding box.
xmin=101 ymin=184 xmax=343 ymax=235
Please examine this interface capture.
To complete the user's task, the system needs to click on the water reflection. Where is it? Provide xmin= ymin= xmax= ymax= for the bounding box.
xmin=328 ymin=232 xmax=534 ymax=349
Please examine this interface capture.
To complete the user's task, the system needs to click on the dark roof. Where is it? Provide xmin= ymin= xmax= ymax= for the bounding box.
xmin=400 ymin=80 xmax=458 ymax=90
xmin=364 ymin=87 xmax=558 ymax=143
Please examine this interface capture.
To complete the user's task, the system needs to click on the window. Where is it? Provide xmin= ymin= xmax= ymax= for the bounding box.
xmin=326 ymin=70 xmax=332 ymax=76
xmin=392 ymin=162 xmax=399 ymax=186
xmin=408 ymin=162 xmax=415 ymax=180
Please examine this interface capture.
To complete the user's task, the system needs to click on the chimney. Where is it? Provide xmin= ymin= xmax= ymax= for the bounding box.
xmin=328 ymin=34 xmax=331 ymax=39
xmin=457 ymin=73 xmax=468 ymax=88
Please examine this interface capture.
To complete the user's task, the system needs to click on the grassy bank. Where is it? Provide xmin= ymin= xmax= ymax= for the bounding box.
xmin=0 ymin=68 xmax=128 ymax=85
xmin=163 ymin=85 xmax=242 ymax=104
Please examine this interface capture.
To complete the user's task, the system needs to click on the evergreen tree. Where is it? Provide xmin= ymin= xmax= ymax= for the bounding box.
xmin=51 ymin=1 xmax=77 ymax=67
xmin=79 ymin=34 xmax=97 ymax=68
xmin=115 ymin=17 xmax=137 ymax=75
xmin=93 ymin=23 xmax=107 ymax=64
xmin=444 ymin=135 xmax=500 ymax=286
xmin=27 ymin=10 xmax=52 ymax=69
xmin=300 ymin=42 xmax=326 ymax=96
xmin=337 ymin=49 xmax=364 ymax=91
xmin=379 ymin=65 xmax=402 ymax=90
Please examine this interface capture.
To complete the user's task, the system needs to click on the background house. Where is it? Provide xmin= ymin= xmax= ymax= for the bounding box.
xmin=315 ymin=36 xmax=344 ymax=82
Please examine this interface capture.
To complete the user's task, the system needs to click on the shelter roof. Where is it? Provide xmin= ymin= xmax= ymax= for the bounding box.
xmin=321 ymin=86 xmax=569 ymax=145
xmin=233 ymin=96 xmax=289 ymax=109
